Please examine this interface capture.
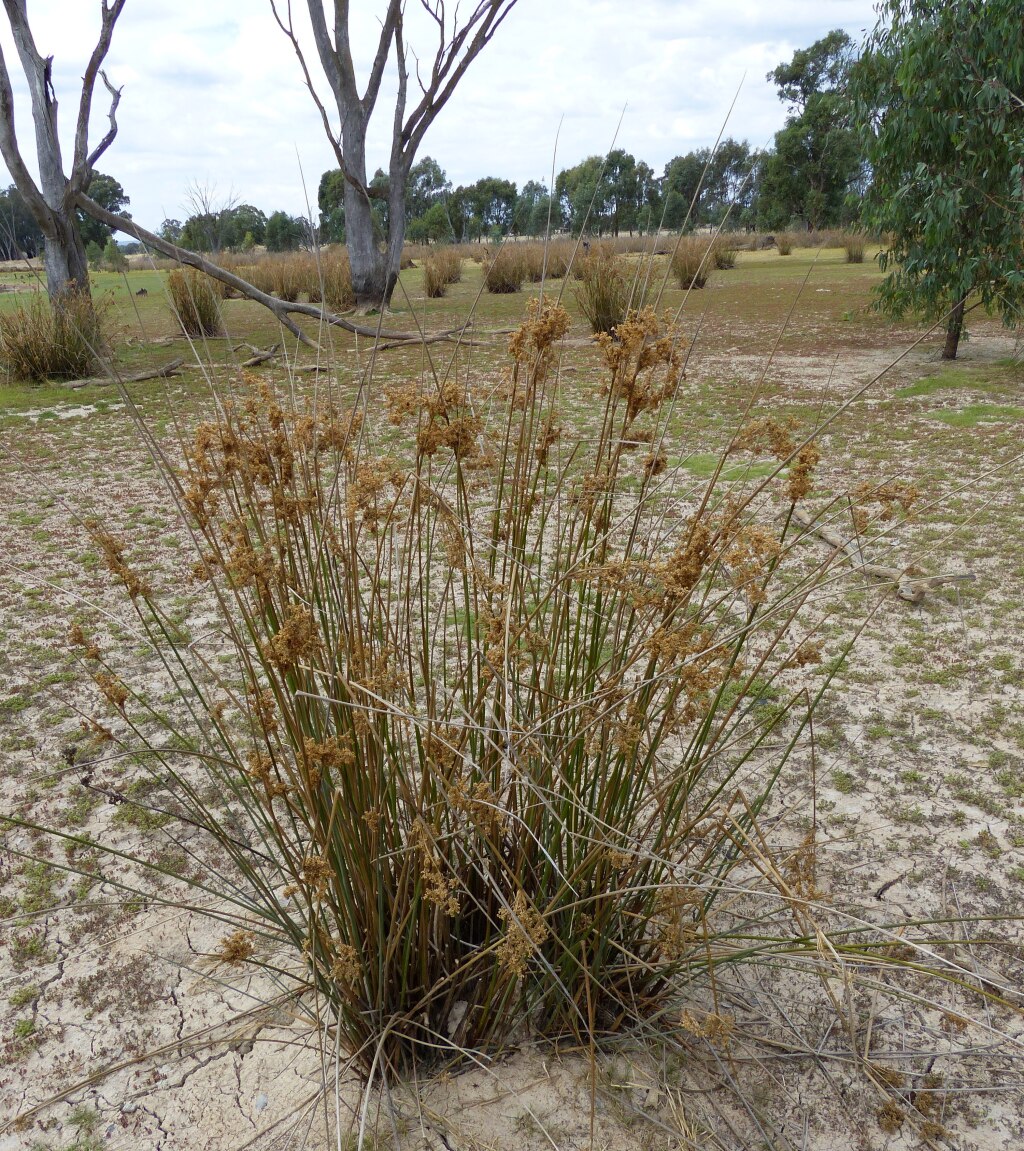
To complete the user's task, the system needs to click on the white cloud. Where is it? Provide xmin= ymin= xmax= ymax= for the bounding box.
xmin=0 ymin=0 xmax=879 ymax=228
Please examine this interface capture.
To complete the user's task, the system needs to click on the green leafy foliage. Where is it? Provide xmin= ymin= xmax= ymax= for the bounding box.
xmin=556 ymin=150 xmax=659 ymax=236
xmin=76 ymin=173 xmax=130 ymax=249
xmin=757 ymin=31 xmax=864 ymax=231
xmin=661 ymin=139 xmax=756 ymax=230
xmin=851 ymin=0 xmax=1024 ymax=358
xmin=0 ymin=183 xmax=44 ymax=259
xmin=265 ymin=210 xmax=305 ymax=252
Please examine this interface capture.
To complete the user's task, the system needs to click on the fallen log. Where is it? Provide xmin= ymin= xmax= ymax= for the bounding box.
xmin=238 ymin=343 xmax=280 ymax=367
xmin=64 ymin=357 xmax=185 ymax=390
xmin=791 ymin=506 xmax=976 ymax=604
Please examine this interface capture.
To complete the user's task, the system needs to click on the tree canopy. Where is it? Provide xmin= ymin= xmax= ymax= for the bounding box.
xmin=757 ymin=30 xmax=864 ymax=230
xmin=265 ymin=210 xmax=306 ymax=252
xmin=662 ymin=139 xmax=756 ymax=230
xmin=851 ymin=0 xmax=1024 ymax=358
xmin=76 ymin=172 xmax=130 ymax=248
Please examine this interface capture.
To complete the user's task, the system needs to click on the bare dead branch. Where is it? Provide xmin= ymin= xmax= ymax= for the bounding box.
xmin=75 ymin=192 xmax=474 ymax=347
xmin=403 ymin=1 xmax=517 ymax=157
xmin=71 ymin=0 xmax=125 ymax=189
xmin=0 ymin=42 xmax=45 ymax=214
xmin=270 ymin=0 xmax=348 ymax=176
xmin=3 ymin=0 xmax=65 ymax=181
xmin=391 ymin=13 xmax=407 ymax=165
xmin=65 ymin=357 xmax=184 ymax=391
xmin=239 ymin=344 xmax=281 ymax=367
xmin=83 ymin=69 xmax=121 ymax=175
xmin=278 ymin=2 xmax=518 ymax=306
xmin=792 ymin=506 xmax=977 ymax=604
xmin=361 ymin=0 xmax=402 ymax=118
xmin=1 ymin=0 xmax=127 ymax=299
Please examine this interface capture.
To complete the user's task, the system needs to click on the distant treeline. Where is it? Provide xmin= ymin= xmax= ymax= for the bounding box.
xmin=0 ymin=30 xmax=864 ymax=259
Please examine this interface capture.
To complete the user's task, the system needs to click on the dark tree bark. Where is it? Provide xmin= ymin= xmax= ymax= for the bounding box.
xmin=0 ymin=0 xmax=125 ymax=304
xmin=272 ymin=0 xmax=518 ymax=310
xmin=942 ymin=293 xmax=967 ymax=360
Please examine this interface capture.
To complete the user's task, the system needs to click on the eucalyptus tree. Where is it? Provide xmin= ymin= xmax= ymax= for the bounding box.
xmin=0 ymin=0 xmax=125 ymax=303
xmin=851 ymin=0 xmax=1024 ymax=359
xmin=271 ymin=0 xmax=519 ymax=309
xmin=757 ymin=30 xmax=863 ymax=230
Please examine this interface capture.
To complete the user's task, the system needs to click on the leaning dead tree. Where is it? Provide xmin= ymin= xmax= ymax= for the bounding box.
xmin=272 ymin=0 xmax=519 ymax=309
xmin=0 ymin=0 xmax=125 ymax=303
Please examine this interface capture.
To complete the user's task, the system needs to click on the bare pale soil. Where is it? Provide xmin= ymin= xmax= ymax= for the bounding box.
xmin=0 ymin=249 xmax=1022 ymax=1149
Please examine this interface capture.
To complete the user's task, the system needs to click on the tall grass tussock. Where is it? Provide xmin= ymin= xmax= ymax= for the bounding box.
xmin=711 ymin=237 xmax=738 ymax=269
xmin=483 ymin=245 xmax=526 ymax=293
xmin=0 ymin=290 xmax=106 ymax=382
xmin=843 ymin=232 xmax=866 ymax=263
xmin=225 ymin=249 xmax=355 ymax=310
xmin=46 ymin=297 xmax=862 ymax=1085
xmin=166 ymin=267 xmax=224 ymax=337
xmin=423 ymin=247 xmax=463 ymax=297
xmin=1 ymin=229 xmax=1017 ymax=1151
xmin=314 ymin=248 xmax=357 ymax=310
xmin=775 ymin=232 xmax=795 ymax=255
xmin=671 ymin=236 xmax=713 ymax=289
xmin=573 ymin=248 xmax=652 ymax=333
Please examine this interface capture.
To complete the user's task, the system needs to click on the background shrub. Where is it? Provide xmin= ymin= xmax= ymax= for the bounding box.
xmin=574 ymin=249 xmax=652 ymax=333
xmin=0 ymin=290 xmax=105 ymax=381
xmin=671 ymin=236 xmax=712 ymax=289
xmin=166 ymin=267 xmax=223 ymax=337
xmin=484 ymin=245 xmax=526 ymax=293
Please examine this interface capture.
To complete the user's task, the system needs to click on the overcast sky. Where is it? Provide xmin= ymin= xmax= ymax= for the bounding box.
xmin=0 ymin=1 xmax=879 ymax=231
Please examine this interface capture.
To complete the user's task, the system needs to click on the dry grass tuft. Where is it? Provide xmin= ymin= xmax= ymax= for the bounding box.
xmin=712 ymin=237 xmax=738 ymax=269
xmin=0 ymin=290 xmax=106 ymax=381
xmin=46 ymin=294 xmax=863 ymax=1082
xmin=843 ymin=233 xmax=866 ymax=264
xmin=166 ymin=268 xmax=224 ymax=337
xmin=671 ymin=236 xmax=713 ymax=289
xmin=423 ymin=247 xmax=463 ymax=297
xmin=484 ymin=245 xmax=526 ymax=293
xmin=574 ymin=249 xmax=652 ymax=333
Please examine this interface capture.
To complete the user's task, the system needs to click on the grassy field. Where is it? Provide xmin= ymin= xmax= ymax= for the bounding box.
xmin=0 ymin=244 xmax=1022 ymax=1149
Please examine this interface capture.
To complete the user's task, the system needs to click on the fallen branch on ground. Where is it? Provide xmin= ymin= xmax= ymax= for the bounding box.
xmin=237 ymin=343 xmax=280 ymax=367
xmin=64 ymin=358 xmax=184 ymax=390
xmin=792 ymin=506 xmax=976 ymax=604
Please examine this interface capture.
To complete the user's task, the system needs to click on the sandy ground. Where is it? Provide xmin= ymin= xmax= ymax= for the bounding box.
xmin=1 ymin=315 xmax=1022 ymax=1149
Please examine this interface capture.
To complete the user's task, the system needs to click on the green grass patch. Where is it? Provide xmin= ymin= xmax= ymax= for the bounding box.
xmin=0 ymin=380 xmax=74 ymax=413
xmin=678 ymin=453 xmax=777 ymax=481
xmin=894 ymin=373 xmax=970 ymax=398
xmin=932 ymin=403 xmax=1024 ymax=427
